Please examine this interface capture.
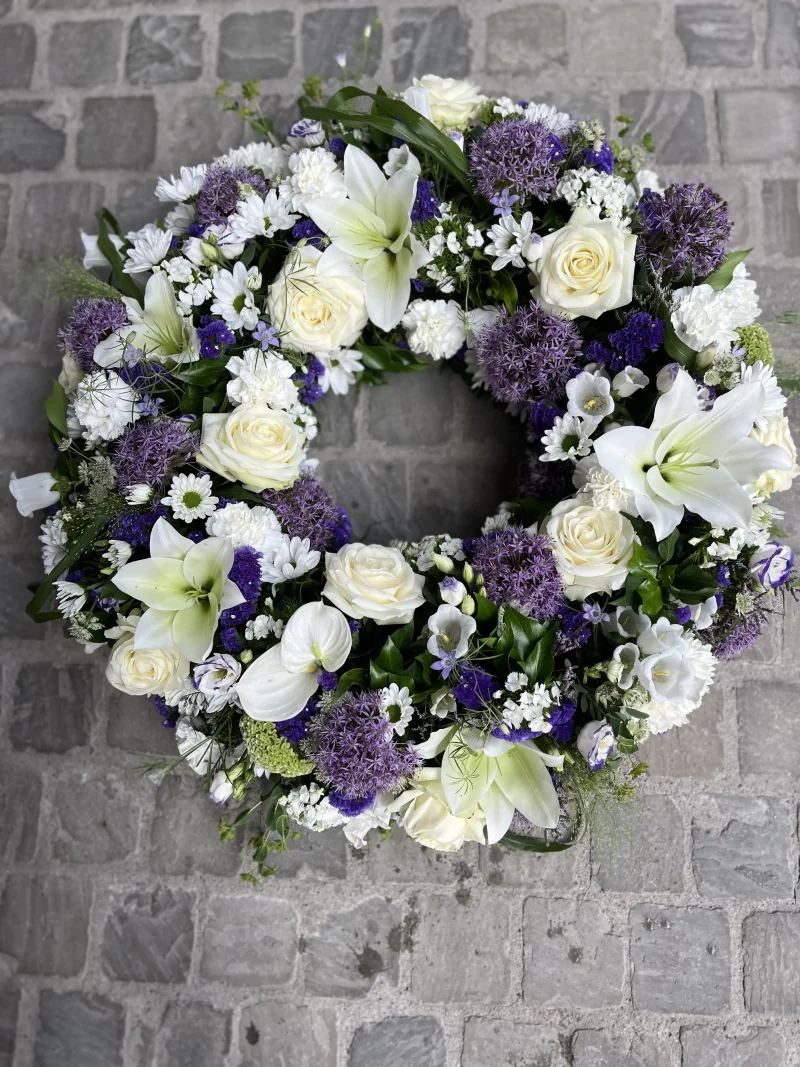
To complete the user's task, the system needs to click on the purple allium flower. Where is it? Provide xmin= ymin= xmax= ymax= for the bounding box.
xmin=607 ymin=312 xmax=665 ymax=370
xmin=328 ymin=136 xmax=347 ymax=157
xmin=548 ymin=700 xmax=576 ymax=744
xmin=637 ymin=183 xmax=732 ymax=281
xmin=292 ymin=218 xmax=327 ymax=249
xmin=262 ymin=473 xmax=351 ymax=554
xmin=252 ymin=320 xmax=280 ymax=350
xmin=197 ymin=318 xmax=236 ymax=359
xmin=109 ymin=505 xmax=168 ymax=548
xmin=583 ymin=141 xmax=614 ymax=174
xmin=468 ymin=525 xmax=563 ymax=620
xmin=220 ymin=626 xmax=242 ymax=654
xmin=220 ymin=546 xmax=262 ymax=626
xmin=152 ymin=694 xmax=178 ymax=729
xmin=318 ymin=670 xmax=338 ymax=692
xmin=329 ymin=789 xmax=375 ymax=817
xmin=711 ymin=611 xmax=767 ymax=661
xmin=195 ymin=165 xmax=268 ymax=229
xmin=453 ymin=664 xmax=497 ymax=711
xmin=275 ymin=697 xmax=320 ymax=744
xmin=61 ymin=298 xmax=128 ymax=372
xmin=308 ymin=689 xmax=421 ymax=799
xmin=478 ymin=300 xmax=583 ymax=405
xmin=470 ymin=120 xmax=565 ymax=203
xmin=675 ymin=605 xmax=692 ymax=626
xmin=113 ymin=419 xmax=198 ymax=490
xmin=411 ymin=179 xmax=440 ymax=224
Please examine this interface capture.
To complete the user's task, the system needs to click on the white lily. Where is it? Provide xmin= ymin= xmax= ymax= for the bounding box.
xmin=594 ymin=368 xmax=792 ymax=540
xmin=112 ymin=518 xmax=245 ymax=663
xmin=94 ymin=272 xmax=199 ymax=368
xmin=304 ymin=145 xmax=431 ymax=331
xmin=237 ymin=601 xmax=352 ymax=722
xmin=416 ymin=726 xmax=563 ymax=842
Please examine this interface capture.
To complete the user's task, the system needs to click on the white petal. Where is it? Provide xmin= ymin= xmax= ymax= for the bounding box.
xmin=593 ymin=426 xmax=657 ymax=496
xmin=376 ymin=166 xmax=417 ymax=242
xmin=648 ymin=462 xmax=752 ymax=531
xmin=113 ymin=557 xmax=193 ymax=610
xmin=220 ymin=577 xmax=247 ymax=612
xmin=362 ymin=247 xmax=413 ymax=331
xmin=413 ymin=726 xmax=456 ymax=760
xmin=132 ymin=607 xmax=177 ymax=650
xmin=723 ymin=438 xmax=793 ymax=484
xmin=481 ymin=783 xmax=515 ymax=844
xmin=493 ymin=746 xmax=560 ymax=830
xmin=441 ymin=741 xmax=494 ymax=816
xmin=92 ymin=330 xmax=128 ymax=368
xmin=343 ymin=145 xmax=385 ymax=212
xmin=661 ymin=380 xmax=764 ymax=462
xmin=237 ymin=644 xmax=319 ymax=722
xmin=651 ymin=366 xmax=699 ymax=432
xmin=279 ymin=601 xmax=352 ymax=674
xmin=171 ymin=596 xmax=219 ymax=663
xmin=305 ymin=197 xmax=388 ymax=259
xmin=150 ymin=517 xmax=193 ymax=560
xmin=635 ymin=490 xmax=684 ymax=541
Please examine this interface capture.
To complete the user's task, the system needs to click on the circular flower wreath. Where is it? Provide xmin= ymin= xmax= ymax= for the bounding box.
xmin=12 ymin=74 xmax=799 ymax=872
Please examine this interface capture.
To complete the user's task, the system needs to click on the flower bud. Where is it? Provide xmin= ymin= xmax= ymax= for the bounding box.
xmin=461 ymin=594 xmax=476 ymax=616
xmin=462 ymin=562 xmax=474 ymax=584
xmin=240 ymin=649 xmax=254 ymax=665
xmin=431 ymin=552 xmax=454 ymax=574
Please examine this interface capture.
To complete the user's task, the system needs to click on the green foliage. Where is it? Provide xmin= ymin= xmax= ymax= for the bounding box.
xmin=703 ymin=248 xmax=751 ymax=291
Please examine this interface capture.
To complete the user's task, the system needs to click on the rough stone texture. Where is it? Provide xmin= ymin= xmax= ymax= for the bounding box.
xmin=0 ymin=765 xmax=41 ymax=863
xmin=302 ymin=8 xmax=382 ymax=81
xmin=485 ymin=6 xmax=566 ymax=78
xmin=676 ymin=5 xmax=754 ymax=67
xmin=101 ymin=886 xmax=195 ymax=984
xmin=0 ymin=874 xmax=91 ymax=977
xmin=149 ymin=773 xmax=242 ymax=877
xmin=718 ymin=89 xmax=800 ymax=162
xmin=126 ymin=16 xmax=203 ymax=86
xmin=10 ymin=663 xmax=95 ymax=753
xmin=305 ymin=896 xmax=402 ymax=998
xmin=148 ymin=1001 xmax=231 ymax=1067
xmin=0 ymin=24 xmax=36 ymax=89
xmin=743 ymin=911 xmax=800 ymax=1014
xmin=50 ymin=770 xmax=141 ymax=864
xmin=591 ymin=794 xmax=685 ymax=893
xmin=392 ymin=7 xmax=472 ymax=82
xmin=738 ymin=681 xmax=800 ymax=780
xmin=619 ymin=90 xmax=709 ymax=163
xmin=237 ymin=1002 xmax=337 ymax=1067
xmin=572 ymin=1030 xmax=675 ymax=1067
xmin=33 ymin=991 xmax=124 ymax=1067
xmin=763 ymin=179 xmax=800 ymax=256
xmin=765 ymin=0 xmax=800 ymax=68
xmin=48 ymin=20 xmax=122 ymax=88
xmin=199 ymin=896 xmax=297 ymax=987
xmin=0 ymin=101 xmax=66 ymax=172
xmin=217 ymin=12 xmax=294 ymax=81
xmin=680 ymin=1025 xmax=787 ymax=1066
xmin=641 ymin=684 xmax=725 ymax=777
xmin=348 ymin=1016 xmax=445 ymax=1067
xmin=463 ymin=1019 xmax=568 ymax=1067
xmin=77 ymin=97 xmax=157 ymax=170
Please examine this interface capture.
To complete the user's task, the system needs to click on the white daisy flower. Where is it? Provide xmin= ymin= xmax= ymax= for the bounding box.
xmin=210 ymin=262 xmax=262 ymax=331
xmin=540 ymin=413 xmax=594 ymax=463
xmin=162 ymin=473 xmax=218 ymax=522
xmin=317 ymin=348 xmax=364 ymax=395
xmin=523 ymin=101 xmax=573 ymax=138
xmin=54 ymin=581 xmax=86 ymax=618
xmin=380 ymin=683 xmax=414 ymax=736
xmin=485 ymin=212 xmax=540 ymax=270
xmin=122 ymin=223 xmax=173 ymax=275
xmin=155 ymin=164 xmax=207 ymax=203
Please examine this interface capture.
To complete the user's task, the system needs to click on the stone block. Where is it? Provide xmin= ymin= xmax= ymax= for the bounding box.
xmin=523 ymin=898 xmax=624 ymax=1009
xmin=150 ymin=774 xmax=242 ymax=877
xmin=718 ymin=89 xmax=800 ymax=163
xmin=106 ymin=691 xmax=177 ymax=755
xmin=630 ymin=905 xmax=730 ymax=1014
xmin=743 ymin=911 xmax=800 ymax=1013
xmin=0 ymin=24 xmax=36 ymax=88
xmin=302 ymin=8 xmax=381 ymax=80
xmin=574 ymin=5 xmax=662 ymax=74
xmin=619 ymin=90 xmax=709 ymax=164
xmin=592 ymin=794 xmax=685 ymax=893
xmin=48 ymin=20 xmax=121 ymax=87
xmin=463 ymin=1019 xmax=568 ymax=1067
xmin=482 ymin=838 xmax=582 ymax=891
xmin=349 ymin=1017 xmax=445 ymax=1067
xmin=316 ymin=456 xmax=408 ymax=543
xmin=746 ymin=267 xmax=800 ymax=377
xmin=217 ymin=12 xmax=294 ymax=81
xmin=149 ymin=1002 xmax=231 ymax=1067
xmin=126 ymin=15 xmax=202 ymax=85
xmin=200 ymin=896 xmax=297 ymax=987
xmin=763 ymin=180 xmax=800 ymax=257
xmin=0 ymin=101 xmax=66 ymax=173
xmin=34 ymin=991 xmax=124 ymax=1067
xmin=572 ymin=1030 xmax=674 ymax=1067
xmin=680 ymin=1025 xmax=786 ymax=1066
xmin=0 ymin=987 xmax=18 ymax=1067
xmin=272 ymin=826 xmax=347 ymax=880
xmin=0 ymin=873 xmax=91 ymax=977
xmin=738 ymin=682 xmax=800 ymax=780
xmin=101 ymin=886 xmax=195 ymax=984
xmin=10 ymin=662 xmax=96 ymax=753
xmin=305 ymin=896 xmax=401 ymax=998
xmin=765 ymin=0 xmax=800 ymax=68
xmin=314 ymin=388 xmax=358 ymax=450
xmin=676 ymin=6 xmax=754 ymax=67
xmin=0 ymin=183 xmax=8 ymax=256
xmin=51 ymin=770 xmax=140 ymax=864
xmin=485 ymin=5 xmax=566 ymax=78
xmin=159 ymin=95 xmax=247 ymax=170
xmin=77 ymin=97 xmax=156 ymax=170
xmin=366 ymin=370 xmax=455 ymax=447
xmin=392 ymin=7 xmax=471 ymax=82
xmin=642 ymin=684 xmax=725 ymax=777
xmin=369 ymin=828 xmax=477 ymax=885
xmin=0 ymin=765 xmax=42 ymax=863
xmin=238 ymin=1002 xmax=336 ymax=1067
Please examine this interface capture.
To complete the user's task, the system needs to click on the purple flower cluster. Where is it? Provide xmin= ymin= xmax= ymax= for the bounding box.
xmin=152 ymin=694 xmax=178 ymax=729
xmin=528 ymin=399 xmax=563 ymax=441
xmin=470 ymin=120 xmax=565 ymax=203
xmin=292 ymin=219 xmax=327 ymax=249
xmin=711 ymin=611 xmax=768 ymax=661
xmin=219 ymin=546 xmax=262 ymax=626
xmin=262 ymin=474 xmax=352 ymax=553
xmin=468 ymin=525 xmax=563 ymax=620
xmin=308 ymin=690 xmax=420 ymax=799
xmin=61 ymin=298 xmax=128 ymax=372
xmin=477 ymin=300 xmax=583 ymax=405
xmin=555 ymin=604 xmax=590 ymax=653
xmin=197 ymin=317 xmax=236 ymax=359
xmin=294 ymin=356 xmax=325 ymax=405
xmin=109 ymin=505 xmax=168 ymax=548
xmin=587 ymin=312 xmax=665 ymax=373
xmin=329 ymin=790 xmax=375 ymax=817
xmin=411 ymin=180 xmax=440 ymax=224
xmin=453 ymin=664 xmax=497 ymax=710
xmin=583 ymin=141 xmax=614 ymax=174
xmin=637 ymin=183 xmax=732 ymax=281
xmin=275 ymin=697 xmax=319 ymax=744
xmin=328 ymin=137 xmax=347 ymax=157
xmin=548 ymin=700 xmax=576 ymax=743
xmin=195 ymin=165 xmax=268 ymax=229
xmin=520 ymin=452 xmax=574 ymax=499
xmin=113 ymin=419 xmax=198 ymax=490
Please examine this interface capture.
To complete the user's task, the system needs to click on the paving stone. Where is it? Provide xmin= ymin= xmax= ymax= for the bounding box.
xmin=0 ymin=874 xmax=91 ymax=977
xmin=106 ymin=691 xmax=177 ymax=755
xmin=150 ymin=773 xmax=242 ymax=877
xmin=238 ymin=1002 xmax=337 ymax=1067
xmin=302 ymin=7 xmax=381 ymax=81
xmin=0 ymin=558 xmax=50 ymax=641
xmin=676 ymin=5 xmax=754 ymax=67
xmin=305 ymin=896 xmax=401 ymax=998
xmin=317 ymin=456 xmax=408 ymax=543
xmin=574 ymin=5 xmax=662 ymax=74
xmin=408 ymin=451 xmax=524 ymax=541
xmin=392 ymin=7 xmax=471 ymax=82
xmin=572 ymin=1030 xmax=674 ymax=1067
xmin=51 ymin=770 xmax=140 ymax=864
xmin=691 ymin=795 xmax=795 ymax=900
xmin=0 ymin=987 xmax=18 ymax=1067
xmin=48 ymin=20 xmax=121 ymax=87
xmin=485 ymin=5 xmax=566 ymax=77
xmin=680 ymin=1025 xmax=786 ymax=1066
xmin=200 ymin=896 xmax=297 ymax=987
xmin=0 ymin=101 xmax=66 ymax=173
xmin=763 ymin=180 xmax=800 ymax=257
xmin=738 ymin=681 xmax=800 ymax=780
xmin=10 ymin=662 xmax=96 ymax=753
xmin=707 ymin=174 xmax=750 ymax=247
xmin=523 ymin=898 xmax=624 ymax=1009
xmin=126 ymin=15 xmax=203 ymax=85
xmin=765 ymin=0 xmax=800 ymax=68
xmin=413 ymin=894 xmax=511 ymax=1004
xmin=0 ymin=764 xmax=42 ymax=863
xmin=159 ymin=94 xmax=247 ymax=170
xmin=619 ymin=90 xmax=708 ymax=164
xmin=557 ymin=92 xmax=611 ymax=130
xmin=77 ymin=97 xmax=156 ymax=170
xmin=150 ymin=1001 xmax=231 ymax=1067
xmin=314 ymin=388 xmax=358 ymax=450
xmin=217 ymin=12 xmax=294 ymax=81
xmin=0 ymin=183 xmax=8 ymax=256
xmin=101 ymin=886 xmax=195 ymax=984
xmin=272 ymin=825 xmax=347 ymax=880
xmin=592 ymin=794 xmax=684 ymax=893
xmin=369 ymin=828 xmax=477 ymax=885
xmin=718 ymin=89 xmax=800 ymax=163
xmin=481 ymin=838 xmax=581 ymax=891
xmin=349 ymin=1017 xmax=445 ymax=1067
xmin=743 ymin=911 xmax=800 ymax=1013
xmin=630 ymin=905 xmax=730 ymax=1014
xmin=642 ymin=684 xmax=725 ymax=777
xmin=0 ymin=24 xmax=36 ymax=88
xmin=367 ymin=370 xmax=455 ymax=447
xmin=34 ymin=991 xmax=124 ymax=1067
xmin=462 ymin=1019 xmax=568 ymax=1067
xmin=746 ymin=267 xmax=800 ymax=376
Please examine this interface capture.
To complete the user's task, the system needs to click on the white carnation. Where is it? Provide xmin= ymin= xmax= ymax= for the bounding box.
xmin=226 ymin=348 xmax=300 ymax=411
xmin=573 ymin=457 xmax=638 ymax=514
xmin=279 ymin=148 xmax=345 ymax=213
xmin=205 ymin=501 xmax=284 ymax=563
xmin=671 ymin=264 xmax=760 ymax=352
xmin=72 ymin=371 xmax=139 ymax=443
xmin=401 ymin=299 xmax=466 ymax=361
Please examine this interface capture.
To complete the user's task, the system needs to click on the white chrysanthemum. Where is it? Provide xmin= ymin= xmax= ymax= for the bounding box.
xmin=123 ymin=223 xmax=173 ymax=275
xmin=205 ymin=500 xmax=283 ymax=560
xmin=164 ymin=202 xmax=195 ymax=235
xmin=125 ymin=483 xmax=153 ymax=505
xmin=644 ymin=637 xmax=716 ymax=734
xmin=54 ymin=580 xmax=86 ymax=618
xmin=261 ymin=534 xmax=320 ymax=585
xmin=210 ymin=262 xmax=262 ymax=331
xmin=572 ymin=457 xmax=637 ymax=514
xmin=73 ymin=371 xmax=139 ymax=443
xmin=155 ymin=164 xmax=207 ymax=203
xmin=317 ymin=348 xmax=364 ymax=395
xmin=401 ymin=299 xmax=466 ymax=361
xmin=162 ymin=473 xmax=218 ymax=522
xmin=279 ymin=148 xmax=345 ymax=213
xmin=555 ymin=167 xmax=628 ymax=222
xmin=40 ymin=514 xmax=67 ymax=574
xmin=523 ymin=101 xmax=573 ymax=138
xmin=226 ymin=348 xmax=300 ymax=410
xmin=225 ymin=190 xmax=299 ymax=244
xmin=739 ymin=359 xmax=786 ymax=430
xmin=671 ymin=264 xmax=760 ymax=352
xmin=485 ymin=211 xmax=540 ymax=270
xmin=103 ymin=539 xmax=132 ymax=571
xmin=217 ymin=142 xmax=288 ymax=179
xmin=380 ymin=683 xmax=414 ymax=736
xmin=245 ymin=613 xmax=285 ymax=641
xmin=540 ymin=413 xmax=593 ymax=462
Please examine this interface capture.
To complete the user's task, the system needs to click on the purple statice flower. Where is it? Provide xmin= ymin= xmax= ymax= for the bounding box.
xmin=583 ymin=141 xmax=614 ymax=173
xmin=675 ymin=605 xmax=692 ymax=626
xmin=275 ymin=697 xmax=319 ymax=744
xmin=453 ymin=664 xmax=497 ymax=711
xmin=318 ymin=670 xmax=338 ymax=692
xmin=197 ymin=318 xmax=236 ymax=359
xmin=220 ymin=627 xmax=242 ymax=654
xmin=555 ymin=604 xmax=590 ymax=654
xmin=292 ymin=218 xmax=327 ymax=249
xmin=152 ymin=694 xmax=178 ymax=729
xmin=329 ymin=789 xmax=375 ymax=817
xmin=308 ymin=690 xmax=421 ymax=799
xmin=491 ymin=725 xmax=538 ymax=742
xmin=187 ymin=529 xmax=207 ymax=543
xmin=186 ymin=221 xmax=205 ymax=238
xmin=711 ymin=611 xmax=767 ymax=661
xmin=548 ymin=700 xmax=576 ymax=743
xmin=135 ymin=394 xmax=163 ymax=417
xmin=468 ymin=525 xmax=563 ymax=620
xmin=220 ymin=546 xmax=262 ymax=627
xmin=637 ymin=183 xmax=732 ymax=281
xmin=470 ymin=120 xmax=565 ymax=203
xmin=61 ymin=298 xmax=128 ymax=372
xmin=520 ymin=451 xmax=574 ymax=500
xmin=411 ymin=278 xmax=426 ymax=293
xmin=328 ymin=136 xmax=347 ymax=157
xmin=195 ymin=165 xmax=268 ymax=229
xmin=252 ymin=320 xmax=280 ymax=350
xmin=477 ymin=300 xmax=583 ymax=405
xmin=411 ymin=179 xmax=440 ymax=224
xmin=528 ymin=399 xmax=563 ymax=441
xmin=716 ymin=564 xmax=731 ymax=589
xmin=583 ymin=602 xmax=610 ymax=625
xmin=607 ymin=312 xmax=664 ymax=370
xmin=294 ymin=356 xmax=325 ymax=405
xmin=490 ymin=187 xmax=520 ymax=217
xmin=262 ymin=473 xmax=351 ymax=554
xmin=110 ymin=505 xmax=168 ymax=548
xmin=585 ymin=339 xmax=614 ymax=367
xmin=113 ymin=419 xmax=198 ymax=491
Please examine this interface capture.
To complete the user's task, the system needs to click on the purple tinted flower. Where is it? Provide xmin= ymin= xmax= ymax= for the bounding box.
xmin=491 ymin=725 xmax=537 ymax=742
xmin=468 ymin=525 xmax=563 ymax=620
xmin=490 ymin=187 xmax=521 ymax=217
xmin=348 ymin=619 xmax=361 ymax=635
xmin=318 ymin=670 xmax=338 ymax=691
xmin=583 ymin=141 xmax=614 ymax=173
xmin=583 ymin=602 xmax=610 ymax=624
xmin=220 ymin=546 xmax=262 ymax=626
xmin=716 ymin=564 xmax=730 ymax=589
xmin=61 ymin=298 xmax=128 ymax=372
xmin=637 ymin=183 xmax=732 ymax=281
xmin=470 ymin=120 xmax=565 ymax=203
xmin=432 ymin=648 xmax=459 ymax=679
xmin=411 ymin=179 xmax=440 ymax=224
xmin=252 ymin=320 xmax=280 ymax=350
xmin=453 ymin=664 xmax=497 ymax=710
xmin=675 ymin=605 xmax=692 ymax=625
xmin=528 ymin=399 xmax=563 ymax=441
xmin=113 ymin=419 xmax=198 ymax=490
xmin=262 ymin=473 xmax=351 ymax=554
xmin=329 ymin=789 xmax=375 ymax=816
xmin=109 ymin=505 xmax=168 ymax=548
xmin=294 ymin=356 xmax=325 ymax=405
xmin=751 ymin=541 xmax=794 ymax=590
xmin=555 ymin=604 xmax=590 ymax=654
xmin=220 ymin=626 xmax=242 ymax=654
xmin=711 ymin=611 xmax=767 ymax=661
xmin=411 ymin=278 xmax=426 ymax=293
xmin=328 ymin=136 xmax=347 ymax=157
xmin=585 ymin=339 xmax=614 ymax=367
xmin=291 ymin=218 xmax=327 ymax=249
xmin=197 ymin=318 xmax=236 ymax=359
xmin=195 ymin=165 xmax=268 ymax=229
xmin=477 ymin=299 xmax=583 ymax=405
xmin=607 ymin=312 xmax=664 ymax=370
xmin=548 ymin=701 xmax=576 ymax=743
xmin=152 ymin=694 xmax=178 ymax=729
xmin=577 ymin=720 xmax=616 ymax=770
xmin=275 ymin=697 xmax=320 ymax=744
xmin=309 ymin=690 xmax=421 ymax=799
xmin=135 ymin=394 xmax=163 ymax=417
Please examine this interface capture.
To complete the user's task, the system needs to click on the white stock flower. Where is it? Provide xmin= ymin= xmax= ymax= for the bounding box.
xmin=280 ymin=147 xmax=346 ymax=213
xmin=123 ymin=223 xmax=173 ymax=274
xmin=323 ymin=542 xmax=425 ymax=624
xmin=410 ymin=75 xmax=487 ymax=130
xmin=750 ymin=414 xmax=799 ymax=496
xmin=671 ymin=264 xmax=760 ymax=352
xmin=555 ymin=167 xmax=627 ymax=222
xmin=210 ymin=262 xmax=262 ymax=331
xmin=540 ymin=413 xmax=593 ymax=462
xmin=197 ymin=404 xmax=305 ymax=492
xmin=485 ymin=212 xmax=540 ymax=270
xmin=155 ymin=165 xmax=207 ymax=202
xmin=73 ymin=371 xmax=139 ymax=443
xmin=93 ymin=272 xmax=199 ymax=368
xmin=40 ymin=514 xmax=67 ymax=573
xmin=206 ymin=501 xmax=285 ymax=578
xmin=401 ymin=299 xmax=466 ymax=360
xmin=9 ymin=471 xmax=59 ymax=516
xmin=226 ymin=348 xmax=300 ymax=410
xmin=317 ymin=348 xmax=363 ymax=395
xmin=260 ymin=535 xmax=320 ymax=585
xmin=545 ymin=497 xmax=635 ymax=599
xmin=105 ymin=613 xmax=190 ymax=699
xmin=566 ymin=370 xmax=614 ymax=430
xmin=161 ymin=472 xmax=218 ymax=522
xmin=224 ymin=190 xmax=299 ymax=245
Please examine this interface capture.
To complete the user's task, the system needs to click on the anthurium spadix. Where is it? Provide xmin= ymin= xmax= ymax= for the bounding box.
xmin=94 ymin=271 xmax=199 ymax=368
xmin=594 ymin=368 xmax=793 ymax=541
xmin=237 ymin=601 xmax=352 ymax=722
xmin=416 ymin=726 xmax=563 ymax=843
xmin=305 ymin=145 xmax=431 ymax=331
xmin=113 ymin=518 xmax=245 ymax=663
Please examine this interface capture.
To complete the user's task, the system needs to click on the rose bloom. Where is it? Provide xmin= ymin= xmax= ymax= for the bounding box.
xmin=197 ymin=404 xmax=305 ymax=492
xmin=531 ymin=205 xmax=637 ymax=320
xmin=105 ymin=614 xmax=188 ymax=698
xmin=750 ymin=414 xmax=799 ymax=496
xmin=545 ymin=496 xmax=635 ymax=599
xmin=266 ymin=244 xmax=367 ymax=355
xmin=413 ymin=75 xmax=487 ymax=130
xmin=323 ymin=543 xmax=426 ymax=624
xmin=388 ymin=768 xmax=486 ymax=852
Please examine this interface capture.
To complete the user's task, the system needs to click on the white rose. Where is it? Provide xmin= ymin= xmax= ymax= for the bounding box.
xmin=388 ymin=768 xmax=486 ymax=852
xmin=546 ymin=497 xmax=635 ymax=599
xmin=105 ymin=615 xmax=189 ymax=698
xmin=197 ymin=404 xmax=305 ymax=492
xmin=750 ymin=414 xmax=800 ymax=496
xmin=266 ymin=244 xmax=367 ymax=355
xmin=323 ymin=543 xmax=426 ymax=624
xmin=531 ymin=205 xmax=637 ymax=320
xmin=412 ymin=75 xmax=487 ymax=130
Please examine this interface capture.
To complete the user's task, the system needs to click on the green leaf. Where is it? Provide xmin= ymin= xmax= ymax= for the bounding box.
xmin=663 ymin=317 xmax=696 ymax=368
xmin=334 ymin=667 xmax=366 ymax=700
xmin=475 ymin=592 xmax=498 ymax=626
xmin=642 ymin=131 xmax=656 ymax=153
xmin=672 ymin=564 xmax=719 ymax=604
xmin=628 ymin=521 xmax=660 ymax=563
xmin=637 ymin=575 xmax=663 ymax=615
xmin=521 ymin=626 xmax=556 ymax=684
xmin=369 ymin=660 xmax=391 ymax=688
xmin=390 ymin=619 xmax=415 ymax=652
xmin=44 ymin=379 xmax=68 ymax=437
xmin=376 ymin=635 xmax=404 ymax=676
xmin=703 ymin=249 xmax=751 ymax=292
xmin=356 ymin=340 xmax=428 ymax=374
xmin=486 ymin=270 xmax=518 ymax=314
xmin=217 ymin=482 xmax=270 ymax=507
xmin=172 ymin=359 xmax=226 ymax=387
xmin=179 ymin=384 xmax=204 ymax=415
xmin=96 ymin=208 xmax=142 ymax=304
xmin=496 ymin=605 xmax=548 ymax=666
xmin=657 ymin=529 xmax=680 ymax=562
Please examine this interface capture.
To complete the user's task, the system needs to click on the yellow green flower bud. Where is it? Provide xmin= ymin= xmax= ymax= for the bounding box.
xmin=736 ymin=323 xmax=774 ymax=367
xmin=431 ymin=552 xmax=454 ymax=573
xmin=462 ymin=562 xmax=474 ymax=584
xmin=461 ymin=594 xmax=476 ymax=616
xmin=240 ymin=716 xmax=314 ymax=778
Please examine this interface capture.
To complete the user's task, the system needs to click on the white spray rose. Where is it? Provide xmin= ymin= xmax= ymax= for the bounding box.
xmin=389 ymin=768 xmax=486 ymax=852
xmin=105 ymin=615 xmax=189 ymax=699
xmin=411 ymin=75 xmax=487 ymax=130
xmin=197 ymin=404 xmax=305 ymax=492
xmin=546 ymin=497 xmax=635 ymax=599
xmin=750 ymin=414 xmax=799 ymax=496
xmin=323 ymin=543 xmax=426 ymax=624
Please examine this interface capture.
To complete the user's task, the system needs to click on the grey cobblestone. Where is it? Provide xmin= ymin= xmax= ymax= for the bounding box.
xmin=305 ymin=896 xmax=402 ymax=998
xmin=302 ymin=8 xmax=382 ymax=81
xmin=743 ymin=911 xmax=800 ymax=1014
xmin=237 ymin=1002 xmax=337 ymax=1067
xmin=675 ymin=5 xmax=754 ymax=67
xmin=147 ymin=1001 xmax=231 ymax=1067
xmin=619 ymin=91 xmax=709 ymax=164
xmin=48 ymin=20 xmax=122 ymax=88
xmin=33 ymin=991 xmax=124 ymax=1067
xmin=571 ymin=1030 xmax=675 ymax=1067
xmin=462 ymin=1019 xmax=568 ymax=1067
xmin=0 ymin=24 xmax=36 ymax=89
xmin=100 ymin=886 xmax=195 ymax=984
xmin=765 ymin=0 xmax=800 ymax=68
xmin=0 ymin=101 xmax=65 ymax=172
xmin=680 ymin=1025 xmax=787 ymax=1066
xmin=0 ymin=873 xmax=91 ymax=977
xmin=199 ymin=895 xmax=297 ymax=987
xmin=392 ymin=7 xmax=472 ymax=82
xmin=591 ymin=794 xmax=685 ymax=893
xmin=126 ymin=15 xmax=203 ymax=86
xmin=77 ymin=97 xmax=157 ymax=170
xmin=348 ymin=1016 xmax=445 ymax=1067
xmin=485 ymin=5 xmax=567 ymax=79
xmin=217 ymin=12 xmax=294 ymax=82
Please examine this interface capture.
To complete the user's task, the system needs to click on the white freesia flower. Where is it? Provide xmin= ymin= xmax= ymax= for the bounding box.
xmin=54 ymin=580 xmax=86 ymax=618
xmin=224 ymin=190 xmax=299 ymax=245
xmin=161 ymin=472 xmax=218 ymax=522
xmin=545 ymin=497 xmax=635 ymax=599
xmin=566 ymin=369 xmax=614 ymax=430
xmin=123 ymin=223 xmax=173 ymax=275
xmin=401 ymin=299 xmax=466 ymax=360
xmin=261 ymin=535 xmax=320 ymax=585
xmin=613 ymin=366 xmax=649 ymax=397
xmin=237 ymin=601 xmax=352 ymax=721
xmin=540 ymin=413 xmax=593 ymax=463
xmin=94 ymin=272 xmax=200 ymax=368
xmin=750 ymin=414 xmax=800 ymax=496
xmin=324 ymin=542 xmax=425 ymax=624
xmin=389 ymin=767 xmax=486 ymax=852
xmin=197 ymin=404 xmax=305 ymax=492
xmin=155 ymin=164 xmax=207 ymax=203
xmin=671 ymin=264 xmax=759 ymax=351
xmin=40 ymin=514 xmax=67 ymax=573
xmin=280 ymin=147 xmax=346 ymax=213
xmin=113 ymin=518 xmax=246 ymax=663
xmin=317 ymin=348 xmax=363 ymax=395
xmin=73 ymin=371 xmax=139 ymax=443
xmin=210 ymin=262 xmax=262 ymax=331
xmin=426 ymin=603 xmax=476 ymax=659
xmin=106 ymin=613 xmax=189 ymax=699
xmin=9 ymin=471 xmax=59 ymax=516
xmin=485 ymin=212 xmax=540 ymax=270
xmin=81 ymin=230 xmax=123 ymax=270
xmin=226 ymin=349 xmax=300 ymax=410
xmin=103 ymin=539 xmax=132 ymax=571
xmin=409 ymin=75 xmax=487 ymax=130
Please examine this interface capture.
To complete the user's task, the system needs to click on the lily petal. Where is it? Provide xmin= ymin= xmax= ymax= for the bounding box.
xmin=113 ymin=557 xmax=194 ymax=610
xmin=183 ymin=536 xmax=234 ymax=603
xmin=220 ymin=577 xmax=247 ymax=612
xmin=305 ymin=197 xmax=388 ymax=259
xmin=723 ymin=437 xmax=792 ymax=484
xmin=237 ymin=644 xmax=319 ymax=722
xmin=635 ymin=489 xmax=684 ymax=541
xmin=594 ymin=426 xmax=657 ymax=496
xmin=171 ymin=593 xmax=218 ymax=663
xmin=132 ymin=607 xmax=177 ymax=650
xmin=441 ymin=740 xmax=494 ymax=816
xmin=413 ymin=726 xmax=456 ymax=760
xmin=376 ymin=166 xmax=417 ymax=243
xmin=651 ymin=367 xmax=700 ymax=433
xmin=362 ymin=247 xmax=413 ymax=331
xmin=92 ymin=329 xmax=129 ymax=369
xmin=660 ymin=380 xmax=764 ymax=462
xmin=494 ymin=745 xmax=561 ymax=830
xmin=343 ymin=145 xmax=385 ymax=212
xmin=481 ymin=782 xmax=516 ymax=844
xmin=150 ymin=517 xmax=194 ymax=561
xmin=279 ymin=601 xmax=352 ymax=674
xmin=648 ymin=461 xmax=753 ymax=531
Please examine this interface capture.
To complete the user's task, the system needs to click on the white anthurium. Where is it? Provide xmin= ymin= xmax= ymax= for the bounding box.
xmin=304 ymin=145 xmax=431 ymax=331
xmin=594 ymin=367 xmax=793 ymax=540
xmin=237 ymin=601 xmax=352 ymax=722
xmin=94 ymin=272 xmax=199 ymax=368
xmin=113 ymin=518 xmax=245 ymax=663
xmin=415 ymin=726 xmax=563 ymax=843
